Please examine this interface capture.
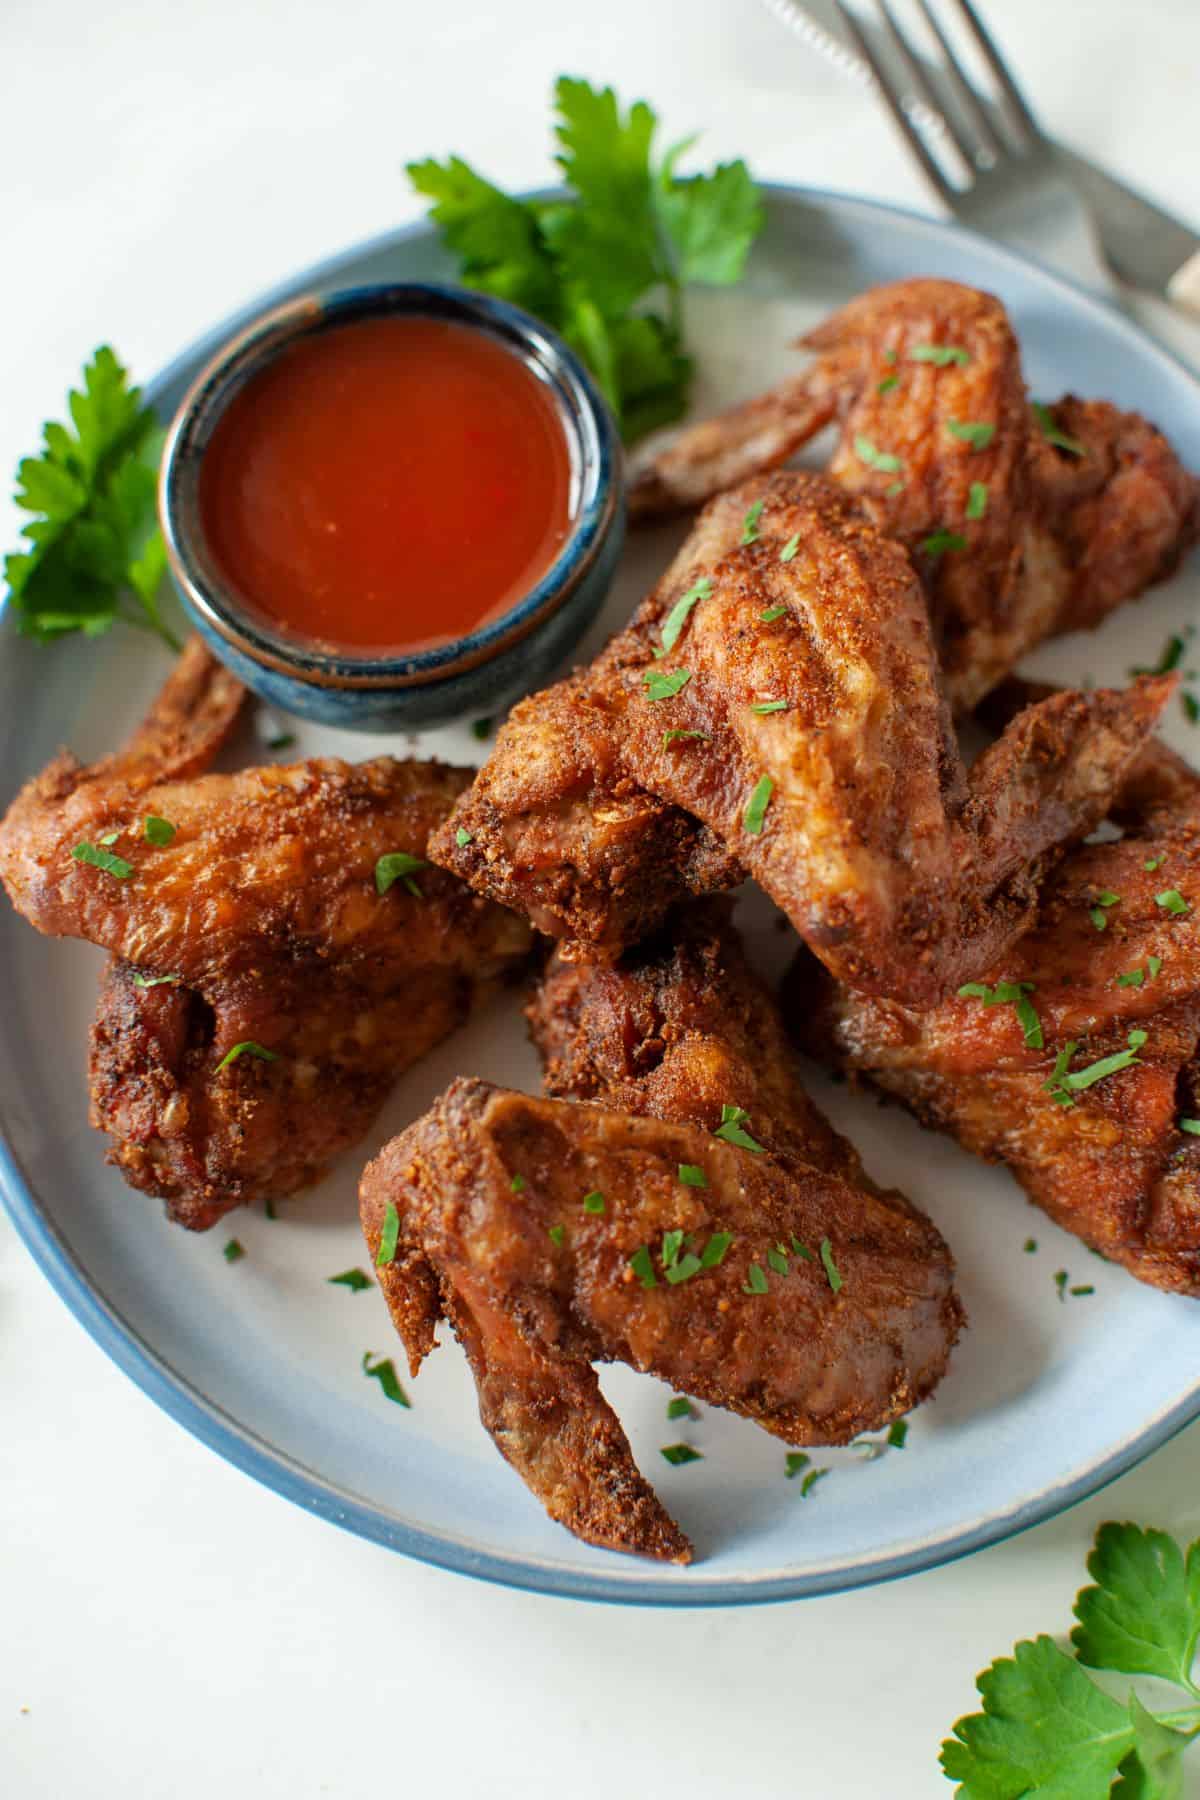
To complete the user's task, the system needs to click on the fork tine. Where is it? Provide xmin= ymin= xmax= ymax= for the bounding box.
xmin=833 ymin=0 xmax=954 ymax=200
xmin=947 ymin=0 xmax=1042 ymax=143
xmin=912 ymin=0 xmax=1007 ymax=159
xmin=872 ymin=0 xmax=977 ymax=174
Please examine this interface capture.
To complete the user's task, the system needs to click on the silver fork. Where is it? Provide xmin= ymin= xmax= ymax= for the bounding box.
xmin=830 ymin=0 xmax=1116 ymax=295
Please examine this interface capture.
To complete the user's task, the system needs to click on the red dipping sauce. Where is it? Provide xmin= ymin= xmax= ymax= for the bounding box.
xmin=198 ymin=316 xmax=575 ymax=655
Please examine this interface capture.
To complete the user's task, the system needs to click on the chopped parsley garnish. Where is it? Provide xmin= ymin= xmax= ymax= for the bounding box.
xmin=1131 ymin=631 xmax=1189 ymax=677
xmin=455 ymin=827 xmax=473 ymax=847
xmin=1024 ymin=1238 xmax=1038 ymax=1253
xmin=98 ymin=830 xmax=120 ymax=845
xmin=766 ymin=1246 xmax=789 ymax=1276
xmin=643 ymin=667 xmax=692 ymax=702
xmin=1032 ymin=400 xmax=1086 ymax=456
xmin=328 ymin=1268 xmax=371 ymax=1292
xmin=510 ymin=1174 xmax=526 ymax=1192
xmin=1071 ymin=1285 xmax=1095 ymax=1297
xmin=548 ymin=1224 xmax=566 ymax=1246
xmin=1149 ymin=955 xmax=1163 ymax=979
xmin=660 ymin=1443 xmax=702 ymax=1466
xmin=266 ymin=731 xmax=296 ymax=751
xmin=362 ymin=1351 xmax=410 ymax=1407
xmin=659 ymin=577 xmax=712 ymax=655
xmin=742 ymin=774 xmax=773 ymax=835
xmin=791 ymin=1238 xmax=815 ymax=1261
xmin=1090 ymin=890 xmax=1120 ymax=930
xmin=966 ymin=481 xmax=988 ymax=520
xmin=666 ymin=1253 xmax=703 ymax=1286
xmin=885 ymin=479 xmax=904 ymax=497
xmin=678 ymin=1163 xmax=708 ymax=1187
xmin=215 ymin=1040 xmax=278 ymax=1073
xmin=1144 ymin=855 xmax=1166 ymax=872
xmin=71 ymin=841 xmax=133 ymax=879
xmin=750 ymin=699 xmax=788 ymax=715
xmin=957 ymin=979 xmax=1043 ymax=1049
xmin=910 ymin=343 xmax=970 ymax=366
xmin=887 ymin=1420 xmax=908 ymax=1449
xmin=1054 ymin=1269 xmax=1069 ymax=1301
xmin=661 ymin=1229 xmax=684 ymax=1269
xmin=1157 ymin=889 xmax=1190 ymax=915
xmin=667 ymin=1397 xmax=695 ymax=1421
xmin=876 ymin=374 xmax=899 ymax=394
xmin=779 ymin=533 xmax=800 ymax=563
xmin=582 ymin=1190 xmax=606 ymax=1214
xmin=223 ymin=1239 xmax=245 ymax=1264
xmin=714 ymin=1103 xmax=765 ymax=1152
xmin=629 ymin=1245 xmax=658 ymax=1288
xmin=131 ymin=971 xmax=181 ymax=989
xmin=375 ymin=851 xmax=427 ymax=897
xmin=699 ymin=1231 xmax=732 ymax=1267
xmin=800 ymin=1467 xmax=829 ymax=1498
xmin=743 ymin=1262 xmax=769 ymax=1295
xmin=760 ymin=603 xmax=789 ymax=623
xmin=1179 ymin=1119 xmax=1200 ymax=1136
xmin=1184 ymin=692 xmax=1200 ymax=726
xmin=662 ymin=728 xmax=710 ymax=749
xmin=820 ymin=1237 xmax=843 ymax=1294
xmin=741 ymin=499 xmax=765 ymax=544
xmin=1116 ymin=968 xmax=1145 ymax=988
xmin=376 ymin=1201 xmax=401 ymax=1267
xmin=470 ymin=717 xmax=492 ymax=740
xmin=946 ymin=418 xmax=995 ymax=451
xmin=143 ymin=815 xmax=175 ymax=846
xmin=1045 ymin=1030 xmax=1148 ymax=1106
xmin=784 ymin=1451 xmax=810 ymax=1479
xmin=921 ymin=530 xmax=967 ymax=559
xmin=854 ymin=434 xmax=902 ymax=474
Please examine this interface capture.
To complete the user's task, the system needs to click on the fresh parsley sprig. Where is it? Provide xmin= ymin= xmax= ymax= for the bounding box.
xmin=6 ymin=347 xmax=179 ymax=650
xmin=409 ymin=78 xmax=764 ymax=441
xmin=941 ymin=1521 xmax=1200 ymax=1796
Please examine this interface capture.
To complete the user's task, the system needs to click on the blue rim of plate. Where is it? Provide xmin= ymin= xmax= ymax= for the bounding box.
xmin=3 ymin=181 xmax=1200 ymax=1607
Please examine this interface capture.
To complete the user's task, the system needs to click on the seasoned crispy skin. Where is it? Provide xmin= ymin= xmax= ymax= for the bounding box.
xmin=629 ymin=280 xmax=1199 ymax=710
xmin=434 ymin=471 xmax=1172 ymax=1002
xmin=790 ymin=742 xmax=1200 ymax=1293
xmin=0 ymin=641 xmax=532 ymax=1228
xmin=361 ymin=1055 xmax=962 ymax=1561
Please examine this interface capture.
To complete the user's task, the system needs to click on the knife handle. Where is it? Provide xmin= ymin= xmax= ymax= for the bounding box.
xmin=1167 ymin=250 xmax=1200 ymax=320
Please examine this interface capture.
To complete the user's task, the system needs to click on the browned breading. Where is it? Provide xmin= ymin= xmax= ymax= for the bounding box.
xmin=434 ymin=471 xmax=1171 ymax=1001
xmin=0 ymin=640 xmax=533 ymax=1228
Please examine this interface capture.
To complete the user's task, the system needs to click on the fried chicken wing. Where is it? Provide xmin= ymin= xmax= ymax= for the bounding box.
xmin=629 ymin=280 xmax=1199 ymax=711
xmin=0 ymin=642 xmax=533 ymax=1227
xmin=361 ymin=1054 xmax=961 ymax=1561
xmin=434 ymin=471 xmax=1171 ymax=1002
xmin=790 ymin=740 xmax=1200 ymax=1292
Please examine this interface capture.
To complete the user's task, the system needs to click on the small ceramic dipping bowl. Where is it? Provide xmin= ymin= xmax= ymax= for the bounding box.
xmin=159 ymin=283 xmax=624 ymax=731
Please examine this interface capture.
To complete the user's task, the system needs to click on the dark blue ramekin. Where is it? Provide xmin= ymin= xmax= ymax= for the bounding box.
xmin=158 ymin=283 xmax=624 ymax=731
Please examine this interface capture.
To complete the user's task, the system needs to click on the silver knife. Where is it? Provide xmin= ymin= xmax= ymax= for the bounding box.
xmin=762 ymin=0 xmax=1200 ymax=309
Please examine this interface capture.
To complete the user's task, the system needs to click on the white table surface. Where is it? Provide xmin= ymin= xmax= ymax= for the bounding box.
xmin=4 ymin=2 xmax=1200 ymax=1794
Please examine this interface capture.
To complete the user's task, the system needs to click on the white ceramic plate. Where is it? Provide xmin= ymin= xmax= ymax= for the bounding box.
xmin=3 ymin=186 xmax=1200 ymax=1605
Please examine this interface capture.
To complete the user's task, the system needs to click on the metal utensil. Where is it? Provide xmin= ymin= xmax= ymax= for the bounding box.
xmin=761 ymin=0 xmax=1200 ymax=315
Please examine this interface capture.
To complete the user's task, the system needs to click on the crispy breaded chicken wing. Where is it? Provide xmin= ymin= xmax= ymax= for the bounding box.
xmin=361 ymin=910 xmax=961 ymax=1561
xmin=434 ymin=472 xmax=1171 ymax=1002
xmin=0 ymin=641 xmax=532 ymax=1227
xmin=790 ymin=737 xmax=1200 ymax=1293
xmin=629 ymin=280 xmax=1199 ymax=711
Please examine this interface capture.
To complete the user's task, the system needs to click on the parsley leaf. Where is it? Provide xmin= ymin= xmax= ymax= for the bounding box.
xmin=946 ymin=418 xmax=995 ymax=450
xmin=658 ymin=577 xmax=711 ymax=655
xmin=854 ymin=434 xmax=902 ymax=474
xmin=660 ymin=1443 xmax=702 ymax=1465
xmin=941 ymin=1634 xmax=1140 ymax=1795
xmin=922 ymin=530 xmax=967 ymax=559
xmin=966 ymin=481 xmax=989 ymax=520
xmin=6 ymin=347 xmax=179 ymax=650
xmin=742 ymin=774 xmax=773 ymax=835
xmin=328 ymin=1268 xmax=371 ymax=1292
xmin=714 ymin=1103 xmax=765 ymax=1152
xmin=1073 ymin=1524 xmax=1200 ymax=1690
xmin=957 ymin=980 xmax=1043 ymax=1049
xmin=910 ymin=342 xmax=970 ymax=366
xmin=362 ymin=1352 xmax=410 ymax=1408
xmin=1157 ymin=890 xmax=1190 ymax=917
xmin=214 ymin=1040 xmax=279 ymax=1074
xmin=71 ymin=841 xmax=133 ymax=879
xmin=943 ymin=1523 xmax=1200 ymax=1799
xmin=1032 ymin=399 xmax=1087 ymax=457
xmin=411 ymin=79 xmax=763 ymax=441
xmin=741 ymin=498 xmax=765 ymax=544
xmin=376 ymin=1201 xmax=401 ymax=1267
xmin=644 ymin=667 xmax=692 ymax=703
